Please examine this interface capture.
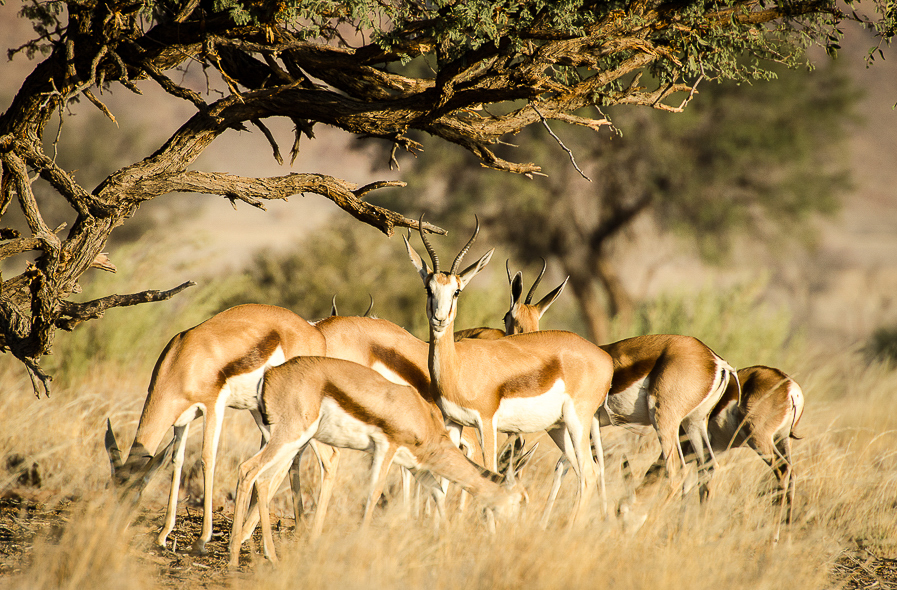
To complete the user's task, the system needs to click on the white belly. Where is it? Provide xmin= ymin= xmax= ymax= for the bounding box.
xmin=316 ymin=397 xmax=385 ymax=453
xmin=225 ymin=346 xmax=287 ymax=411
xmin=392 ymin=446 xmax=422 ymax=470
xmin=494 ymin=380 xmax=569 ymax=434
xmin=603 ymin=375 xmax=652 ymax=426
xmin=439 ymin=397 xmax=483 ymax=429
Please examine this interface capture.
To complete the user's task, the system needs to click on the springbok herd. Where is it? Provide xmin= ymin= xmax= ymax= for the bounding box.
xmin=104 ymin=219 xmax=805 ymax=567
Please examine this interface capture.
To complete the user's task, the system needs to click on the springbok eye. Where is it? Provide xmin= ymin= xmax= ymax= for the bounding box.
xmin=454 ymin=289 xmax=461 ymax=298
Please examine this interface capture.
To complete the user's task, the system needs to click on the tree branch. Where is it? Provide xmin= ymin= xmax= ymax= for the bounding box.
xmin=55 ymin=281 xmax=197 ymax=332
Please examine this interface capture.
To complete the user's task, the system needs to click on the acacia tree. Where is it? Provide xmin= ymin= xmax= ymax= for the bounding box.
xmin=0 ymin=0 xmax=888 ymax=395
xmin=382 ymin=61 xmax=855 ymax=343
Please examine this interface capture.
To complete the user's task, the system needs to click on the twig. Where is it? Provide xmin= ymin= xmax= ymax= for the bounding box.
xmin=530 ymin=103 xmax=591 ymax=182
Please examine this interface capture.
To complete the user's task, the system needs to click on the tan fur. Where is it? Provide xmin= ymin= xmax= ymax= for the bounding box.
xmin=706 ymin=365 xmax=804 ymax=526
xmin=406 ymin=233 xmax=614 ymax=526
xmin=107 ymin=304 xmax=326 ymax=551
xmin=228 ymin=356 xmax=527 ymax=567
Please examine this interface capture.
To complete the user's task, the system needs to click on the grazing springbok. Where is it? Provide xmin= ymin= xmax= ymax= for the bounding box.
xmin=104 ymin=304 xmax=327 ymax=553
xmin=636 ymin=365 xmax=803 ymax=539
xmin=405 ymin=218 xmax=614 ymax=526
xmin=481 ymin=263 xmax=736 ymax=523
xmin=228 ymin=356 xmax=531 ymax=567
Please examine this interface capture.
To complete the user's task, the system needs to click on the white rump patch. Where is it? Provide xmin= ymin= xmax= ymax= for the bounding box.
xmin=494 ymin=379 xmax=570 ymax=433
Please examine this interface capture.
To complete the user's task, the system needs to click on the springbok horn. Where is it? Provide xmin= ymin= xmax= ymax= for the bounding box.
xmin=506 ymin=433 xmax=517 ymax=486
xmin=506 ymin=259 xmax=512 ymax=284
xmin=450 ymin=215 xmax=480 ymax=275
xmin=418 ymin=214 xmax=440 ymax=273
xmin=364 ymin=294 xmax=374 ymax=317
xmin=525 ymin=257 xmax=547 ymax=305
xmin=105 ymin=418 xmax=123 ymax=474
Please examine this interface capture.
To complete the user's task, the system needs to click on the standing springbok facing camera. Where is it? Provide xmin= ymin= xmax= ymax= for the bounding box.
xmin=404 ymin=217 xmax=614 ymax=526
xmin=104 ymin=304 xmax=327 ymax=553
xmin=228 ymin=356 xmax=532 ymax=567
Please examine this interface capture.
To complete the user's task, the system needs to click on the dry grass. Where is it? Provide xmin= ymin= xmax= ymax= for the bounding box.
xmin=0 ymin=337 xmax=895 ymax=589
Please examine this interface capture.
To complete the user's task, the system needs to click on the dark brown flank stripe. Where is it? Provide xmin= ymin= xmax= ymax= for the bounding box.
xmin=497 ymin=357 xmax=562 ymax=398
xmin=371 ymin=344 xmax=430 ymax=395
xmin=221 ymin=332 xmax=282 ymax=380
xmin=322 ymin=381 xmax=427 ymax=446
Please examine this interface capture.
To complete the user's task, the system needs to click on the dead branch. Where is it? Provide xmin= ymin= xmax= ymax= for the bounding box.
xmin=530 ymin=103 xmax=591 ymax=182
xmin=55 ymin=281 xmax=197 ymax=332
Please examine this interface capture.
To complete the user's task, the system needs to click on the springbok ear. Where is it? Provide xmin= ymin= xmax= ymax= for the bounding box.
xmin=404 ymin=235 xmax=431 ymax=283
xmin=330 ymin=295 xmax=339 ymax=317
xmin=457 ymin=248 xmax=494 ymax=289
xmin=509 ymin=272 xmax=524 ymax=307
xmin=105 ymin=418 xmax=123 ymax=477
xmin=534 ymin=277 xmax=568 ymax=318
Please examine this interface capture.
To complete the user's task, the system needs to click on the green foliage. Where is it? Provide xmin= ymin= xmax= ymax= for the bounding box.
xmin=380 ymin=58 xmax=854 ymax=263
xmin=865 ymin=325 xmax=897 ymax=364
xmin=628 ymin=279 xmax=802 ymax=368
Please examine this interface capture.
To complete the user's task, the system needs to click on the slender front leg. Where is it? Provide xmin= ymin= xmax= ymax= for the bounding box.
xmin=480 ymin=417 xmax=498 ymax=472
xmin=158 ymin=423 xmax=189 ymax=549
xmin=310 ymin=443 xmax=340 ymax=539
xmin=195 ymin=406 xmax=226 ymax=554
xmin=254 ymin=473 xmax=279 ymax=565
xmin=362 ymin=443 xmax=398 ymax=528
xmin=590 ymin=416 xmax=608 ymax=518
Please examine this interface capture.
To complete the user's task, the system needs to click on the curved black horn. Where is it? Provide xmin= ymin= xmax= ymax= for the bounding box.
xmin=450 ymin=215 xmax=480 ymax=274
xmin=506 ymin=259 xmax=512 ymax=284
xmin=418 ymin=213 xmax=440 ymax=273
xmin=364 ymin=294 xmax=375 ymax=317
xmin=525 ymin=258 xmax=547 ymax=304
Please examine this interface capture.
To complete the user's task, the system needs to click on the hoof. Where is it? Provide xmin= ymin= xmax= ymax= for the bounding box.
xmin=191 ymin=539 xmax=209 ymax=555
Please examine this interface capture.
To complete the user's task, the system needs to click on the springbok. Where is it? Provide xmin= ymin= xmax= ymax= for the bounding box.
xmin=453 ymin=259 xmax=567 ymax=342
xmin=404 ymin=218 xmax=614 ymax=526
xmin=484 ymin=263 xmax=736 ymax=523
xmin=228 ymin=356 xmax=532 ymax=567
xmin=105 ymin=304 xmax=327 ymax=552
xmin=636 ymin=365 xmax=803 ymax=539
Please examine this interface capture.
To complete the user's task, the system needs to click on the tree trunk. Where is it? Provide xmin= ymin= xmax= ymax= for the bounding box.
xmin=594 ymin=257 xmax=635 ymax=330
xmin=561 ymin=263 xmax=610 ymax=344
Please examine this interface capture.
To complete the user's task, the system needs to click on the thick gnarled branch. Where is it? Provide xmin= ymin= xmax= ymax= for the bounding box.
xmin=131 ymin=170 xmax=446 ymax=236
